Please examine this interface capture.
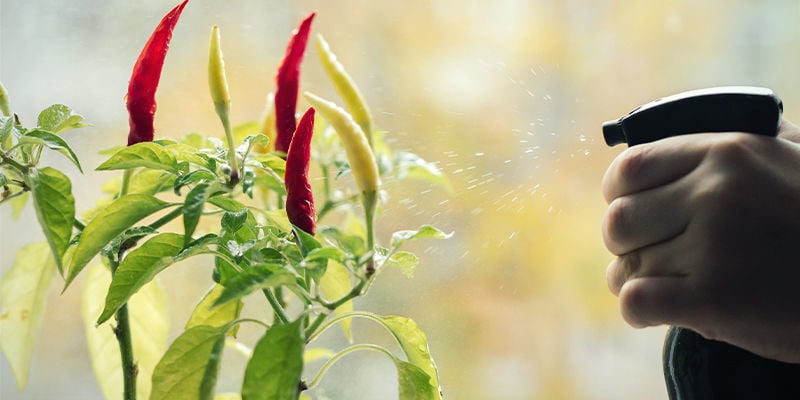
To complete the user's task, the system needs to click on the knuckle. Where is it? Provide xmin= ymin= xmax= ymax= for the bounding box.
xmin=619 ymin=282 xmax=651 ymax=328
xmin=602 ymin=197 xmax=633 ymax=253
xmin=607 ymin=253 xmax=642 ymax=295
xmin=615 ymin=147 xmax=651 ymax=183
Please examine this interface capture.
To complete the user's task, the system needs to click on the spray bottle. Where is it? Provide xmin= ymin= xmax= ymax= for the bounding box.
xmin=603 ymin=86 xmax=800 ymax=399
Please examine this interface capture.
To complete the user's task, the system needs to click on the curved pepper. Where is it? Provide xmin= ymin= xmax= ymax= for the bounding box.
xmin=274 ymin=12 xmax=315 ymax=154
xmin=316 ymin=34 xmax=373 ymax=147
xmin=126 ymin=0 xmax=189 ymax=146
xmin=285 ymin=107 xmax=316 ymax=235
xmin=208 ymin=24 xmax=239 ymax=183
xmin=303 ymin=92 xmax=379 ymax=195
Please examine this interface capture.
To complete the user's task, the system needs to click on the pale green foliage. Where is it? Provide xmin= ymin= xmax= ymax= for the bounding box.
xmin=0 ymin=243 xmax=56 ymax=389
xmin=82 ymin=262 xmax=169 ymax=400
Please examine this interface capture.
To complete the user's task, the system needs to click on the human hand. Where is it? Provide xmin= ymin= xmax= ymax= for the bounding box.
xmin=602 ymin=119 xmax=800 ymax=363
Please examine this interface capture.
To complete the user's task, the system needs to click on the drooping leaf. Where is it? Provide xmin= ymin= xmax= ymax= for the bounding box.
xmin=318 ymin=260 xmax=353 ymax=340
xmin=394 ymin=151 xmax=452 ymax=193
xmin=0 ymin=243 xmax=56 ymax=388
xmin=36 ymin=104 xmax=89 ymax=133
xmin=151 ymin=325 xmax=228 ymax=400
xmin=383 ymin=251 xmax=419 ymax=278
xmin=212 ymin=265 xmax=296 ymax=307
xmin=96 ymin=233 xmax=184 ymax=325
xmin=28 ymin=167 xmax=74 ymax=272
xmin=305 ymin=247 xmax=347 ymax=265
xmin=82 ymin=262 xmax=169 ymax=400
xmin=186 ymin=284 xmax=243 ymax=336
xmin=66 ymin=194 xmax=173 ymax=287
xmin=183 ymin=182 xmax=214 ymax=244
xmin=382 ymin=316 xmax=442 ymax=399
xmin=241 ymin=321 xmax=304 ymax=400
xmin=96 ymin=142 xmax=178 ymax=172
xmin=292 ymin=225 xmax=322 ymax=257
xmin=390 ymin=225 xmax=452 ymax=250
xmin=19 ymin=129 xmax=83 ymax=172
xmin=173 ymin=170 xmax=216 ymax=195
xmin=395 ymin=359 xmax=438 ymax=400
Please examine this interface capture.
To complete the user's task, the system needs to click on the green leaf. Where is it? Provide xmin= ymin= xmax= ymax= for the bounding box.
xmin=19 ymin=129 xmax=83 ymax=172
xmin=173 ymin=170 xmax=216 ymax=195
xmin=390 ymin=225 xmax=453 ymax=250
xmin=37 ymin=104 xmax=89 ymax=133
xmin=151 ymin=325 xmax=227 ymax=400
xmin=186 ymin=284 xmax=243 ymax=334
xmin=0 ymin=243 xmax=56 ymax=388
xmin=319 ymin=260 xmax=353 ymax=339
xmin=165 ymin=142 xmax=211 ymax=167
xmin=183 ymin=182 xmax=214 ymax=244
xmin=221 ymin=209 xmax=248 ymax=234
xmin=292 ymin=225 xmax=322 ymax=257
xmin=96 ymin=142 xmax=178 ymax=172
xmin=239 ymin=133 xmax=270 ymax=156
xmin=28 ymin=167 xmax=74 ymax=272
xmin=396 ymin=359 xmax=438 ymax=400
xmin=383 ymin=316 xmax=442 ymax=398
xmin=305 ymin=247 xmax=347 ymax=265
xmin=0 ymin=116 xmax=13 ymax=147
xmin=319 ymin=226 xmax=366 ymax=256
xmin=100 ymin=225 xmax=157 ymax=261
xmin=66 ymin=194 xmax=173 ymax=288
xmin=212 ymin=265 xmax=296 ymax=307
xmin=241 ymin=321 xmax=304 ymax=400
xmin=96 ymin=233 xmax=184 ymax=325
xmin=82 ymin=262 xmax=168 ymax=400
xmin=394 ymin=151 xmax=453 ymax=193
xmin=384 ymin=251 xmax=419 ymax=278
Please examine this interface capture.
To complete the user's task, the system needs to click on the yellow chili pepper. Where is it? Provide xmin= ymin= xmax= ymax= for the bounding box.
xmin=303 ymin=92 xmax=379 ymax=194
xmin=0 ymin=81 xmax=10 ymax=117
xmin=315 ymin=34 xmax=374 ymax=147
xmin=208 ymin=25 xmax=239 ymax=183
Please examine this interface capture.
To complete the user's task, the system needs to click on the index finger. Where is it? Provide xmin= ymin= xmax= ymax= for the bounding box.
xmin=601 ymin=135 xmax=710 ymax=202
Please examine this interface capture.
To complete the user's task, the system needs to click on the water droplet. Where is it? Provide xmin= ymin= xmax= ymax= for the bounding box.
xmin=579 ymin=134 xmax=587 ymax=142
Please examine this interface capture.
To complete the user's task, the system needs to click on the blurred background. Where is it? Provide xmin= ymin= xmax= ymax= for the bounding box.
xmin=2 ymin=0 xmax=799 ymax=399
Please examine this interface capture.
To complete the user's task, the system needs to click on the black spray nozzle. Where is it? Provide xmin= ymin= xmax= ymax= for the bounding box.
xmin=603 ymin=86 xmax=783 ymax=147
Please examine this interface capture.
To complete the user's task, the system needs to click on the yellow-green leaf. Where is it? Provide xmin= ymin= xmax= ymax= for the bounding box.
xmin=82 ymin=262 xmax=169 ymax=400
xmin=96 ymin=142 xmax=178 ymax=172
xmin=0 ymin=242 xmax=56 ymax=388
xmin=383 ymin=316 xmax=442 ymax=399
xmin=151 ymin=325 xmax=227 ymax=400
xmin=65 ymin=194 xmax=173 ymax=288
xmin=186 ymin=284 xmax=242 ymax=336
xmin=319 ymin=260 xmax=353 ymax=340
xmin=97 ymin=233 xmax=184 ymax=325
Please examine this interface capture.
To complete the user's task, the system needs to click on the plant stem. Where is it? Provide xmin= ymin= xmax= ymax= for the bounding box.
xmin=113 ymin=169 xmax=137 ymax=400
xmin=304 ymin=311 xmax=329 ymax=339
xmin=305 ymin=344 xmax=394 ymax=390
xmin=363 ymin=191 xmax=377 ymax=276
xmin=263 ymin=288 xmax=290 ymax=324
xmin=112 ymin=299 xmax=138 ymax=400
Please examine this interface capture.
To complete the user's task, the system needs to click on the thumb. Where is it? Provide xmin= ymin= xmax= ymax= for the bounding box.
xmin=778 ymin=119 xmax=800 ymax=144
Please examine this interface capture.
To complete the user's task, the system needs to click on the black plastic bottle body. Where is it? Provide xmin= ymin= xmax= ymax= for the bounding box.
xmin=602 ymin=87 xmax=800 ymax=399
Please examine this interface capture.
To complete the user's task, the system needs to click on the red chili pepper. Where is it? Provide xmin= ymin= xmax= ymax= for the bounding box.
xmin=126 ymin=0 xmax=189 ymax=146
xmin=274 ymin=12 xmax=315 ymax=154
xmin=285 ymin=107 xmax=316 ymax=235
